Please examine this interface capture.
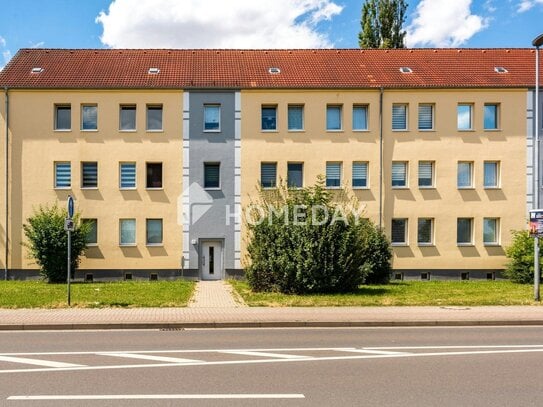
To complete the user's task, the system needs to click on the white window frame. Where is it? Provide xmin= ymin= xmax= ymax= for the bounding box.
xmin=81 ymin=104 xmax=98 ymax=131
xmin=83 ymin=218 xmax=98 ymax=246
xmin=146 ymin=218 xmax=163 ymax=246
xmin=119 ymin=162 xmax=137 ymax=190
xmin=325 ymin=162 xmax=342 ymax=189
xmin=483 ymin=217 xmax=500 ymax=246
xmin=392 ymin=161 xmax=408 ymax=188
xmin=392 ymin=104 xmax=408 ymax=131
xmin=457 ymin=161 xmax=474 ymax=189
xmin=391 ymin=218 xmax=408 ymax=246
xmin=418 ymin=104 xmax=434 ymax=131
xmin=417 ymin=218 xmax=434 ymax=246
xmin=204 ymin=104 xmax=221 ymax=132
xmin=326 ymin=105 xmax=343 ymax=131
xmin=352 ymin=161 xmax=369 ymax=189
xmin=81 ymin=161 xmax=98 ymax=189
xmin=119 ymin=218 xmax=137 ymax=246
xmin=287 ymin=105 xmax=304 ymax=131
xmin=146 ymin=104 xmax=163 ymax=132
xmin=484 ymin=103 xmax=500 ymax=131
xmin=287 ymin=162 xmax=304 ymax=189
xmin=457 ymin=103 xmax=474 ymax=131
xmin=119 ymin=105 xmax=137 ymax=131
xmin=457 ymin=218 xmax=474 ymax=246
xmin=352 ymin=105 xmax=369 ymax=131
xmin=260 ymin=162 xmax=277 ymax=189
xmin=146 ymin=162 xmax=163 ymax=190
xmin=418 ymin=161 xmax=435 ymax=188
xmin=483 ymin=161 xmax=500 ymax=189
xmin=204 ymin=162 xmax=221 ymax=190
xmin=54 ymin=104 xmax=71 ymax=131
xmin=261 ymin=105 xmax=278 ymax=131
xmin=54 ymin=162 xmax=71 ymax=189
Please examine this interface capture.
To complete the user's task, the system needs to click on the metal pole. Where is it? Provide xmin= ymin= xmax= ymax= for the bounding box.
xmin=67 ymin=230 xmax=71 ymax=306
xmin=4 ymin=87 xmax=8 ymax=281
xmin=379 ymin=87 xmax=384 ymax=230
xmin=535 ymin=45 xmax=541 ymax=302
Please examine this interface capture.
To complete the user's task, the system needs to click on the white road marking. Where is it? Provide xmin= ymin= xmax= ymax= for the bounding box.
xmin=1 ymin=346 xmax=543 ymax=375
xmin=96 ymin=353 xmax=201 ymax=364
xmin=0 ymin=355 xmax=83 ymax=368
xmin=222 ymin=351 xmax=309 ymax=359
xmin=340 ymin=349 xmax=411 ymax=355
xmin=364 ymin=345 xmax=543 ymax=350
xmin=7 ymin=394 xmax=306 ymax=400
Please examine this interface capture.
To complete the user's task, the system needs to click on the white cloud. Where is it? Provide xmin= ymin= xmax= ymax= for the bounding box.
xmin=518 ymin=0 xmax=543 ymax=12
xmin=96 ymin=0 xmax=343 ymax=49
xmin=0 ymin=36 xmax=12 ymax=71
xmin=29 ymin=41 xmax=45 ymax=48
xmin=406 ymin=0 xmax=489 ymax=47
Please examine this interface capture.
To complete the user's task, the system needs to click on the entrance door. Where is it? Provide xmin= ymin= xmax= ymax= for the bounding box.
xmin=201 ymin=241 xmax=222 ymax=280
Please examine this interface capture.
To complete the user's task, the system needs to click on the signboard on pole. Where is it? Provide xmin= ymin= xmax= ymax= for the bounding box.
xmin=529 ymin=210 xmax=543 ymax=237
xmin=67 ymin=195 xmax=74 ymax=219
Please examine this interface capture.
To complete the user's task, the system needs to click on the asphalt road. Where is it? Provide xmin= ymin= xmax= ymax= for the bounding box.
xmin=1 ymin=327 xmax=543 ymax=406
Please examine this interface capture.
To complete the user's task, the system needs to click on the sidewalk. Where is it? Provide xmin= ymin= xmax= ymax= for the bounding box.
xmin=0 ymin=306 xmax=542 ymax=330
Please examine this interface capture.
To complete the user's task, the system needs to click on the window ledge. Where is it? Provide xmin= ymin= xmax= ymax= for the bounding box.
xmin=352 ymin=129 xmax=370 ymax=132
xmin=54 ymin=187 xmax=72 ymax=190
xmin=287 ymin=129 xmax=305 ymax=133
xmin=81 ymin=129 xmax=98 ymax=132
xmin=484 ymin=243 xmax=501 ymax=247
xmin=418 ymin=129 xmax=435 ymax=132
xmin=484 ymin=187 xmax=501 ymax=190
xmin=119 ymin=129 xmax=137 ymax=132
xmin=204 ymin=187 xmax=221 ymax=191
xmin=458 ymin=129 xmax=475 ymax=132
xmin=392 ymin=129 xmax=409 ymax=132
xmin=119 ymin=244 xmax=137 ymax=247
xmin=419 ymin=186 xmax=436 ymax=190
xmin=418 ymin=243 xmax=435 ymax=247
xmin=146 ymin=129 xmax=164 ymax=133
xmin=326 ymin=129 xmax=344 ymax=133
xmin=120 ymin=187 xmax=137 ymax=191
xmin=204 ymin=130 xmax=221 ymax=133
xmin=146 ymin=243 xmax=164 ymax=247
xmin=352 ymin=186 xmax=370 ymax=190
xmin=484 ymin=129 xmax=502 ymax=132
xmin=146 ymin=187 xmax=164 ymax=191
xmin=392 ymin=243 xmax=409 ymax=247
xmin=326 ymin=186 xmax=342 ymax=190
xmin=458 ymin=187 xmax=475 ymax=190
xmin=81 ymin=187 xmax=98 ymax=190
xmin=54 ymin=129 xmax=72 ymax=132
xmin=392 ymin=186 xmax=409 ymax=189
xmin=457 ymin=243 xmax=475 ymax=247
xmin=86 ymin=243 xmax=98 ymax=247
xmin=261 ymin=187 xmax=277 ymax=190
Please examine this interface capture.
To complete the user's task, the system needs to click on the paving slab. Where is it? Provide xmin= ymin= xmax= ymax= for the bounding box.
xmin=188 ymin=281 xmax=247 ymax=308
xmin=0 ymin=306 xmax=542 ymax=330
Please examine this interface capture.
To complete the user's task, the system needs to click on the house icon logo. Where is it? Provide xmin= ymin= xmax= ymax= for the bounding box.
xmin=178 ymin=182 xmax=214 ymax=226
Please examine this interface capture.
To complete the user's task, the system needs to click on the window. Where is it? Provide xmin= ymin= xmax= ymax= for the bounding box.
xmin=457 ymin=104 xmax=473 ymax=130
xmin=326 ymin=162 xmax=342 ymax=188
xmin=204 ymin=104 xmax=220 ymax=131
xmin=204 ymin=163 xmax=220 ymax=189
xmin=81 ymin=162 xmax=98 ymax=188
xmin=457 ymin=162 xmax=473 ymax=188
xmin=55 ymin=105 xmax=71 ymax=130
xmin=261 ymin=106 xmax=277 ymax=130
xmin=120 ymin=105 xmax=136 ymax=131
xmin=287 ymin=163 xmax=303 ymax=188
xmin=352 ymin=162 xmax=368 ymax=188
xmin=483 ymin=218 xmax=499 ymax=245
xmin=391 ymin=219 xmax=408 ymax=245
xmin=326 ymin=105 xmax=342 ymax=130
xmin=484 ymin=104 xmax=499 ymax=130
xmin=260 ymin=163 xmax=277 ymax=188
xmin=146 ymin=163 xmax=163 ymax=189
xmin=418 ymin=161 xmax=434 ymax=188
xmin=81 ymin=105 xmax=97 ymax=130
xmin=146 ymin=219 xmax=163 ymax=245
xmin=120 ymin=162 xmax=136 ymax=189
xmin=484 ymin=161 xmax=499 ymax=188
xmin=146 ymin=105 xmax=163 ymax=131
xmin=352 ymin=105 xmax=368 ymax=130
xmin=418 ymin=104 xmax=433 ymax=130
xmin=457 ymin=218 xmax=473 ymax=245
xmin=418 ymin=218 xmax=433 ymax=245
xmin=54 ymin=162 xmax=71 ymax=189
xmin=120 ymin=219 xmax=136 ymax=246
xmin=83 ymin=219 xmax=98 ymax=245
xmin=392 ymin=104 xmax=407 ymax=130
xmin=288 ymin=105 xmax=304 ymax=131
xmin=392 ymin=161 xmax=408 ymax=187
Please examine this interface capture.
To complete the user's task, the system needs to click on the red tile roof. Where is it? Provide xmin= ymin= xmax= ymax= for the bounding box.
xmin=0 ymin=48 xmax=541 ymax=89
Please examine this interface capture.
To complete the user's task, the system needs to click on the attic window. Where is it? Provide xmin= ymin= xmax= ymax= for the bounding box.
xmin=31 ymin=67 xmax=44 ymax=74
xmin=494 ymin=66 xmax=508 ymax=73
xmin=148 ymin=68 xmax=160 ymax=74
xmin=399 ymin=67 xmax=412 ymax=74
xmin=268 ymin=67 xmax=281 ymax=74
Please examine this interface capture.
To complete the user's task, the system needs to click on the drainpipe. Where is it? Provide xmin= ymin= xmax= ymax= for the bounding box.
xmin=379 ymin=87 xmax=384 ymax=230
xmin=4 ymin=87 xmax=8 ymax=280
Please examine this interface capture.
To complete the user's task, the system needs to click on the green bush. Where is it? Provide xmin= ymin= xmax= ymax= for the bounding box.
xmin=23 ymin=204 xmax=90 ymax=283
xmin=504 ymin=230 xmax=540 ymax=284
xmin=245 ymin=178 xmax=391 ymax=294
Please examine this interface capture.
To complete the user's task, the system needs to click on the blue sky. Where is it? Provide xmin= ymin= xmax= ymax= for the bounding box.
xmin=1 ymin=0 xmax=542 ymax=68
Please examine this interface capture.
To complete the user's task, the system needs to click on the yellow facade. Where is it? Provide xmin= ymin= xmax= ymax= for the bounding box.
xmin=1 ymin=90 xmax=183 ymax=272
xmin=241 ymin=88 xmax=527 ymax=272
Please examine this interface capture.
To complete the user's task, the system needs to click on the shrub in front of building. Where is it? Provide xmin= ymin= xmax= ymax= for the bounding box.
xmin=244 ymin=178 xmax=391 ymax=294
xmin=505 ymin=230 xmax=540 ymax=284
xmin=23 ymin=204 xmax=90 ymax=283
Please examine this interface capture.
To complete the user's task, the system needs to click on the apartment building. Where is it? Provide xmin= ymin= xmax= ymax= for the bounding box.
xmin=0 ymin=48 xmax=540 ymax=280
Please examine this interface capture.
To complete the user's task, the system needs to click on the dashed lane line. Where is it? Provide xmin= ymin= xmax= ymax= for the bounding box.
xmin=96 ymin=353 xmax=202 ymax=364
xmin=0 ymin=355 xmax=84 ymax=368
xmin=7 ymin=394 xmax=306 ymax=401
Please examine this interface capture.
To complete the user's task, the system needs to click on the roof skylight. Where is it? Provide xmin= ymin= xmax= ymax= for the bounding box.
xmin=148 ymin=68 xmax=160 ymax=74
xmin=494 ymin=66 xmax=508 ymax=73
xmin=268 ymin=67 xmax=281 ymax=74
xmin=399 ymin=67 xmax=412 ymax=73
xmin=31 ymin=67 xmax=44 ymax=73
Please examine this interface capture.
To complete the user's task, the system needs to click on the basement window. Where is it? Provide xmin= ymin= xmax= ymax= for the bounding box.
xmin=268 ymin=67 xmax=281 ymax=74
xmin=399 ymin=67 xmax=412 ymax=73
xmin=494 ymin=67 xmax=508 ymax=73
xmin=31 ymin=67 xmax=44 ymax=73
xmin=148 ymin=67 xmax=160 ymax=74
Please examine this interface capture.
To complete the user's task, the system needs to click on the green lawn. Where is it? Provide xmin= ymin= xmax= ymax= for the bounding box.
xmin=0 ymin=280 xmax=195 ymax=308
xmin=229 ymin=280 xmax=538 ymax=307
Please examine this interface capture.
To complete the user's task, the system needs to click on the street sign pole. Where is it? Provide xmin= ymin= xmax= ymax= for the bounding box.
xmin=529 ymin=210 xmax=543 ymax=301
xmin=66 ymin=195 xmax=75 ymax=306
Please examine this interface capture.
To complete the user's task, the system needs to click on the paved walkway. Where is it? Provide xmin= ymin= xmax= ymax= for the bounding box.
xmin=0 ymin=306 xmax=542 ymax=330
xmin=188 ymin=280 xmax=247 ymax=308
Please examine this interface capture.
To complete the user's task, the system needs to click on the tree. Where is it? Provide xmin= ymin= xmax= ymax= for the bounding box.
xmin=23 ymin=203 xmax=90 ymax=283
xmin=358 ymin=0 xmax=408 ymax=49
xmin=504 ymin=230 xmax=540 ymax=284
xmin=244 ymin=178 xmax=392 ymax=294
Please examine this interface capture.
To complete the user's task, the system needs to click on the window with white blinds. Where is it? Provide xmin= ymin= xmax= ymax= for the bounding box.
xmin=326 ymin=162 xmax=341 ymax=187
xmin=391 ymin=219 xmax=407 ymax=244
xmin=120 ymin=162 xmax=136 ymax=189
xmin=54 ymin=162 xmax=71 ymax=188
xmin=392 ymin=104 xmax=407 ymax=130
xmin=287 ymin=163 xmax=303 ymax=188
xmin=352 ymin=162 xmax=368 ymax=188
xmin=418 ymin=104 xmax=433 ymax=130
xmin=260 ymin=163 xmax=277 ymax=188
xmin=392 ymin=162 xmax=407 ymax=187
xmin=288 ymin=105 xmax=303 ymax=130
xmin=418 ymin=161 xmax=434 ymax=187
xmin=81 ymin=162 xmax=98 ymax=188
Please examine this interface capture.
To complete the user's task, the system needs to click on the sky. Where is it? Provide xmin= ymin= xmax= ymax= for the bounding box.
xmin=1 ymin=0 xmax=542 ymax=69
